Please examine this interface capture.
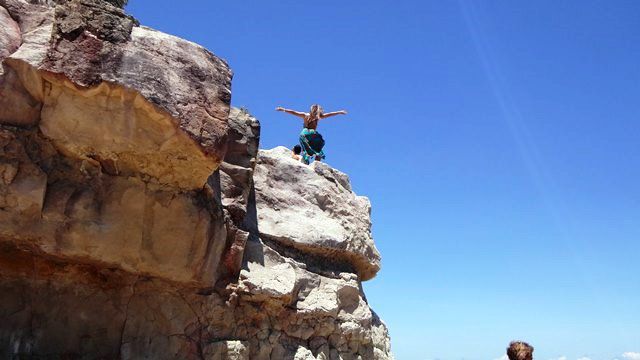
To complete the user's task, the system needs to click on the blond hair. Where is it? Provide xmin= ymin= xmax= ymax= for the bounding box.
xmin=506 ymin=341 xmax=534 ymax=360
xmin=309 ymin=104 xmax=323 ymax=121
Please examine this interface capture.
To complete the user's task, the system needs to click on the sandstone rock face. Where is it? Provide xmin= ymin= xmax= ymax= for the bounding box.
xmin=0 ymin=0 xmax=232 ymax=286
xmin=0 ymin=242 xmax=393 ymax=359
xmin=254 ymin=147 xmax=381 ymax=281
xmin=0 ymin=1 xmax=393 ymax=359
xmin=2 ymin=0 xmax=231 ymax=189
xmin=212 ymin=107 xmax=261 ymax=282
xmin=0 ymin=6 xmax=20 ymax=62
xmin=239 ymin=236 xmax=392 ymax=359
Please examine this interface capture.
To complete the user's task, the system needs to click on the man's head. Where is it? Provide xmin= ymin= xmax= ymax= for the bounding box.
xmin=309 ymin=104 xmax=323 ymax=119
xmin=293 ymin=145 xmax=302 ymax=155
xmin=507 ymin=341 xmax=534 ymax=360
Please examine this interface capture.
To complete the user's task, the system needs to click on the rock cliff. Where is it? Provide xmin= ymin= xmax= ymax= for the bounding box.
xmin=0 ymin=1 xmax=393 ymax=359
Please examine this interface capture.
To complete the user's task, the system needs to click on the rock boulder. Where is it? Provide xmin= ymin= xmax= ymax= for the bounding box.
xmin=254 ymin=147 xmax=381 ymax=280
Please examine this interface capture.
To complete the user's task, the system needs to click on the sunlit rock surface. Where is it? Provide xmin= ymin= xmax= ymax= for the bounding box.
xmin=0 ymin=0 xmax=232 ymax=288
xmin=254 ymin=147 xmax=381 ymax=281
xmin=2 ymin=0 xmax=231 ymax=189
xmin=0 ymin=0 xmax=393 ymax=359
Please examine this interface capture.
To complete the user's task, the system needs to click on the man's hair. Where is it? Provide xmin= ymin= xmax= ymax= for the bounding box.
xmin=293 ymin=145 xmax=302 ymax=155
xmin=506 ymin=341 xmax=534 ymax=360
xmin=309 ymin=104 xmax=323 ymax=120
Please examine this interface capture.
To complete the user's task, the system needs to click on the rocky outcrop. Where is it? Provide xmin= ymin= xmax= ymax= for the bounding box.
xmin=254 ymin=147 xmax=381 ymax=281
xmin=237 ymin=234 xmax=392 ymax=360
xmin=0 ymin=1 xmax=393 ymax=359
xmin=213 ymin=108 xmax=261 ymax=283
xmin=0 ymin=238 xmax=393 ymax=359
xmin=0 ymin=0 xmax=232 ymax=287
xmin=2 ymin=0 xmax=230 ymax=189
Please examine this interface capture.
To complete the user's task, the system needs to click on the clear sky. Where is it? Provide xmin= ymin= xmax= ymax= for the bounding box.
xmin=127 ymin=1 xmax=640 ymax=359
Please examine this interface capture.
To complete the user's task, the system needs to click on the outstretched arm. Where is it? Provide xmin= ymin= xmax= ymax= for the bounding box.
xmin=320 ymin=110 xmax=348 ymax=119
xmin=276 ymin=107 xmax=307 ymax=118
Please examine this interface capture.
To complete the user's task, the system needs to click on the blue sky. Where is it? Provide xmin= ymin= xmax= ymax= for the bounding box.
xmin=127 ymin=1 xmax=640 ymax=359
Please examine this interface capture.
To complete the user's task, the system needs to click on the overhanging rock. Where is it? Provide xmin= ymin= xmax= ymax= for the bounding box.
xmin=2 ymin=0 xmax=231 ymax=190
xmin=0 ymin=1 xmax=394 ymax=358
xmin=0 ymin=0 xmax=232 ymax=286
xmin=254 ymin=147 xmax=382 ymax=281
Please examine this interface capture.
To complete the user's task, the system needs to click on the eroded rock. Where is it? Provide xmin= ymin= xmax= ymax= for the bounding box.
xmin=0 ymin=0 xmax=232 ymax=285
xmin=213 ymin=107 xmax=261 ymax=282
xmin=235 ymin=234 xmax=393 ymax=359
xmin=0 ymin=5 xmax=42 ymax=126
xmin=0 ymin=6 xmax=20 ymax=62
xmin=0 ymin=242 xmax=394 ymax=359
xmin=2 ymin=0 xmax=231 ymax=189
xmin=0 ymin=126 xmax=227 ymax=285
xmin=254 ymin=147 xmax=381 ymax=280
xmin=0 ymin=1 xmax=393 ymax=359
xmin=0 ymin=129 xmax=47 ymax=216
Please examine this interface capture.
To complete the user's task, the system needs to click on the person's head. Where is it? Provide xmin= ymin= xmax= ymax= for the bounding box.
xmin=506 ymin=341 xmax=534 ymax=360
xmin=309 ymin=104 xmax=324 ymax=120
xmin=292 ymin=145 xmax=302 ymax=155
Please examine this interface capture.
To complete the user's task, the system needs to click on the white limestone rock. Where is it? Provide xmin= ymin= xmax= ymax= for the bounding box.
xmin=204 ymin=341 xmax=250 ymax=360
xmin=294 ymin=346 xmax=315 ymax=360
xmin=238 ymin=262 xmax=296 ymax=303
xmin=254 ymin=147 xmax=381 ymax=280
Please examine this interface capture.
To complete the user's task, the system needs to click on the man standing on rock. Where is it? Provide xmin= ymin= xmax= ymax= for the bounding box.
xmin=275 ymin=104 xmax=347 ymax=164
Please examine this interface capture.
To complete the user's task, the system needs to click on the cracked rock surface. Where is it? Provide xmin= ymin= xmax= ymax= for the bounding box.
xmin=254 ymin=147 xmax=381 ymax=281
xmin=0 ymin=1 xmax=393 ymax=359
xmin=3 ymin=0 xmax=230 ymax=190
